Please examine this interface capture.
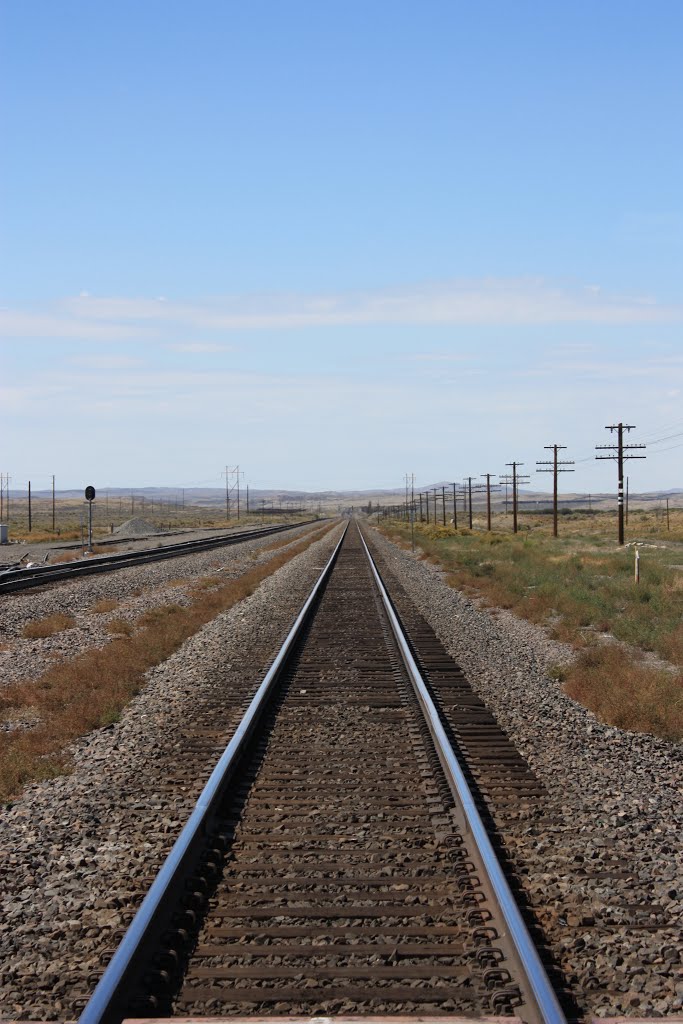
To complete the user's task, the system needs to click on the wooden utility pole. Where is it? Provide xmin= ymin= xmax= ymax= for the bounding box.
xmin=463 ymin=476 xmax=484 ymax=529
xmin=431 ymin=488 xmax=440 ymax=526
xmin=596 ymin=423 xmax=646 ymax=545
xmin=501 ymin=462 xmax=530 ymax=534
xmin=52 ymin=475 xmax=56 ymax=532
xmin=451 ymin=482 xmax=458 ymax=529
xmin=480 ymin=473 xmax=498 ymax=531
xmin=536 ymin=445 xmax=574 ymax=537
xmin=28 ymin=481 xmax=32 ymax=532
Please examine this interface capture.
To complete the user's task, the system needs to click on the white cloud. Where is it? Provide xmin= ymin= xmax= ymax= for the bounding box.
xmin=2 ymin=276 xmax=680 ymax=344
xmin=0 ymin=308 xmax=145 ymax=340
xmin=168 ymin=342 xmax=235 ymax=353
xmin=65 ymin=279 xmax=681 ymax=329
xmin=70 ymin=354 xmax=144 ymax=369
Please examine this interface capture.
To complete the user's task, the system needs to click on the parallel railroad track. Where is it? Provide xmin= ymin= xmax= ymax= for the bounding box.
xmin=78 ymin=520 xmax=570 ymax=1024
xmin=0 ymin=520 xmax=322 ymax=594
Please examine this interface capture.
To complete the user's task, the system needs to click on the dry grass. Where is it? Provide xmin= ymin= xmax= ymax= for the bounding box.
xmin=92 ymin=598 xmax=120 ymax=614
xmin=22 ymin=613 xmax=76 ymax=639
xmin=563 ymin=646 xmax=683 ymax=741
xmin=0 ymin=521 xmax=337 ymax=801
xmin=50 ymin=550 xmax=81 ymax=564
xmin=380 ymin=517 xmax=683 ymax=742
xmin=106 ymin=617 xmax=134 ymax=637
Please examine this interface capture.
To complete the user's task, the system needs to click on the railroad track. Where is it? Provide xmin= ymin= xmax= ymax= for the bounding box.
xmin=0 ymin=520 xmax=322 ymax=594
xmin=78 ymin=520 xmax=569 ymax=1024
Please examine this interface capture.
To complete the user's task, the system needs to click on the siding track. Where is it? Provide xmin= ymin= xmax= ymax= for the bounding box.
xmin=0 ymin=521 xmax=321 ymax=594
xmin=79 ymin=521 xmax=568 ymax=1024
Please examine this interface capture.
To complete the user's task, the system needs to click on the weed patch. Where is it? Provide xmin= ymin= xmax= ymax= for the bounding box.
xmin=379 ymin=518 xmax=683 ymax=741
xmin=22 ymin=613 xmax=76 ymax=639
xmin=563 ymin=647 xmax=683 ymax=741
xmin=106 ymin=618 xmax=134 ymax=637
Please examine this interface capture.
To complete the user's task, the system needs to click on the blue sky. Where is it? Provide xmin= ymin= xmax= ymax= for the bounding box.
xmin=1 ymin=0 xmax=682 ymax=492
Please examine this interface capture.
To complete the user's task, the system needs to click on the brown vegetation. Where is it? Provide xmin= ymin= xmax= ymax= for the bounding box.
xmin=563 ymin=646 xmax=682 ymax=741
xmin=380 ymin=518 xmax=683 ymax=742
xmin=105 ymin=617 xmax=134 ymax=637
xmin=0 ymin=522 xmax=337 ymax=801
xmin=50 ymin=551 xmax=80 ymax=564
xmin=22 ymin=613 xmax=76 ymax=639
xmin=92 ymin=598 xmax=120 ymax=614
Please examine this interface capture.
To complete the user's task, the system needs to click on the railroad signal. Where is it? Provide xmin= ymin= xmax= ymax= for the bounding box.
xmin=536 ymin=445 xmax=574 ymax=537
xmin=595 ymin=424 xmax=646 ymax=545
xmin=84 ymin=484 xmax=96 ymax=551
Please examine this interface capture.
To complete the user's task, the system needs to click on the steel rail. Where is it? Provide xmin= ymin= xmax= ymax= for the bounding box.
xmin=77 ymin=523 xmax=347 ymax=1024
xmin=0 ymin=520 xmax=323 ymax=594
xmin=358 ymin=527 xmax=567 ymax=1024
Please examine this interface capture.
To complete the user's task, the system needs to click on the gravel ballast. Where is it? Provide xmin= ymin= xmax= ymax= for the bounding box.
xmin=0 ymin=523 xmax=344 ymax=1019
xmin=0 ymin=521 xmax=324 ymax=688
xmin=1 ymin=519 xmax=681 ymax=1019
xmin=366 ymin=525 xmax=682 ymax=1018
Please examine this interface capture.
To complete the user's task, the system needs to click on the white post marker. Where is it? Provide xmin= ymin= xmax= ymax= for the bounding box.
xmin=635 ymin=545 xmax=640 ymax=584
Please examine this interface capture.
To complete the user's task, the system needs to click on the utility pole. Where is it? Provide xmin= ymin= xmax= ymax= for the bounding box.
xmin=28 ymin=481 xmax=32 ymax=532
xmin=52 ymin=475 xmax=56 ymax=532
xmin=536 ymin=445 xmax=575 ymax=537
xmin=441 ymin=485 xmax=446 ymax=525
xmin=596 ymin=423 xmax=646 ymax=545
xmin=666 ymin=497 xmax=670 ymax=531
xmin=432 ymin=488 xmax=440 ymax=526
xmin=501 ymin=462 xmax=530 ymax=534
xmin=480 ymin=473 xmax=498 ymax=532
xmin=451 ymin=482 xmax=458 ymax=529
xmin=463 ymin=476 xmax=484 ymax=529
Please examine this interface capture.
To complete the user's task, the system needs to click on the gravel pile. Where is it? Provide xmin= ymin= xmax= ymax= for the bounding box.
xmin=113 ymin=517 xmax=157 ymax=536
xmin=366 ymin=526 xmax=683 ymax=1018
xmin=0 ymin=523 xmax=344 ymax=1020
xmin=0 ymin=522 xmax=321 ymax=688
